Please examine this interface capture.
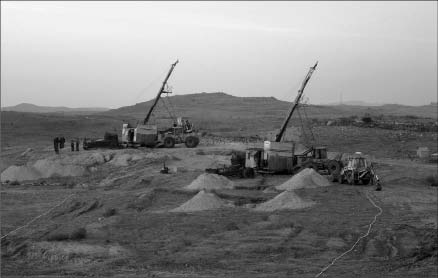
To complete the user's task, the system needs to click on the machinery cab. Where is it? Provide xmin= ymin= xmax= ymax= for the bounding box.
xmin=312 ymin=147 xmax=328 ymax=160
xmin=346 ymin=153 xmax=369 ymax=171
xmin=340 ymin=152 xmax=375 ymax=185
xmin=161 ymin=117 xmax=195 ymax=136
xmin=176 ymin=117 xmax=194 ymax=134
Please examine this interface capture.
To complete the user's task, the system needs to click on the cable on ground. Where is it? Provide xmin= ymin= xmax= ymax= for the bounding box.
xmin=315 ymin=190 xmax=383 ymax=277
xmin=1 ymin=193 xmax=76 ymax=241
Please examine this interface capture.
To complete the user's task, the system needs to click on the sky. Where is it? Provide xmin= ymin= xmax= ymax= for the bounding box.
xmin=1 ymin=1 xmax=437 ymax=108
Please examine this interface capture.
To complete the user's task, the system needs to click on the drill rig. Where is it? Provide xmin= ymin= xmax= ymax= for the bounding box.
xmin=121 ymin=60 xmax=199 ymax=148
xmin=207 ymin=62 xmax=343 ymax=178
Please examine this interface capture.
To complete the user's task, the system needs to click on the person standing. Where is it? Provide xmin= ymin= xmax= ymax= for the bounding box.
xmin=54 ymin=137 xmax=59 ymax=154
xmin=60 ymin=137 xmax=65 ymax=149
xmin=76 ymin=138 xmax=80 ymax=151
xmin=71 ymin=140 xmax=75 ymax=152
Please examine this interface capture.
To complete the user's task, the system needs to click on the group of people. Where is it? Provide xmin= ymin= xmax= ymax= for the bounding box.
xmin=70 ymin=139 xmax=80 ymax=152
xmin=53 ymin=137 xmax=65 ymax=154
xmin=53 ymin=137 xmax=80 ymax=154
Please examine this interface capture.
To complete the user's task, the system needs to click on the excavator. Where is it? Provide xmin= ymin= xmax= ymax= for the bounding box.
xmin=121 ymin=60 xmax=199 ymax=148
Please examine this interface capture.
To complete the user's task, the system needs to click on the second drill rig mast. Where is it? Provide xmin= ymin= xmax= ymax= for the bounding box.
xmin=275 ymin=62 xmax=318 ymax=142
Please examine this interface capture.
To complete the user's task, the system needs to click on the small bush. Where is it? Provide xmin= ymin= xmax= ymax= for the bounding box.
xmin=225 ymin=222 xmax=239 ymax=231
xmin=70 ymin=228 xmax=86 ymax=240
xmin=103 ymin=208 xmax=116 ymax=217
xmin=182 ymin=239 xmax=192 ymax=246
xmin=426 ymin=175 xmax=438 ymax=187
xmin=47 ymin=233 xmax=70 ymax=241
xmin=61 ymin=181 xmax=75 ymax=188
xmin=261 ymin=214 xmax=269 ymax=221
xmin=362 ymin=116 xmax=373 ymax=123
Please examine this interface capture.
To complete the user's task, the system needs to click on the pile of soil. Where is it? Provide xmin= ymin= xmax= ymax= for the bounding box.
xmin=255 ymin=191 xmax=315 ymax=212
xmin=109 ymin=152 xmax=172 ymax=167
xmin=25 ymin=241 xmax=129 ymax=263
xmin=275 ymin=168 xmax=330 ymax=191
xmin=1 ymin=152 xmax=107 ymax=182
xmin=184 ymin=173 xmax=234 ymax=192
xmin=1 ymin=165 xmax=41 ymax=181
xmin=109 ymin=153 xmax=142 ymax=166
xmin=170 ymin=190 xmax=232 ymax=212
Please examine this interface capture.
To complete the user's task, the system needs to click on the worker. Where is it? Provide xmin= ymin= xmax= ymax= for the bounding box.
xmin=128 ymin=129 xmax=134 ymax=142
xmin=374 ymin=174 xmax=382 ymax=191
xmin=59 ymin=137 xmax=65 ymax=149
xmin=53 ymin=137 xmax=59 ymax=154
xmin=185 ymin=120 xmax=192 ymax=131
xmin=76 ymin=138 xmax=80 ymax=151
xmin=71 ymin=140 xmax=75 ymax=152
xmin=375 ymin=179 xmax=382 ymax=191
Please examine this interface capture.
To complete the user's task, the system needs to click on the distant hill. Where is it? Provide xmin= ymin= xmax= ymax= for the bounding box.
xmin=1 ymin=93 xmax=436 ymax=148
xmin=325 ymin=101 xmax=385 ymax=106
xmin=2 ymin=103 xmax=109 ymax=114
xmin=106 ymin=92 xmax=438 ymax=119
xmin=104 ymin=92 xmax=437 ymax=133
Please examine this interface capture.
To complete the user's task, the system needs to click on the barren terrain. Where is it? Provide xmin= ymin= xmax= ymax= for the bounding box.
xmin=1 ymin=96 xmax=437 ymax=277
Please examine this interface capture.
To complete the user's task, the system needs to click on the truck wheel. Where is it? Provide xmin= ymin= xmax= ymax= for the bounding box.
xmin=163 ymin=137 xmax=175 ymax=148
xmin=242 ymin=168 xmax=255 ymax=178
xmin=306 ymin=162 xmax=317 ymax=170
xmin=328 ymin=160 xmax=341 ymax=175
xmin=347 ymin=173 xmax=354 ymax=185
xmin=328 ymin=174 xmax=338 ymax=183
xmin=185 ymin=136 xmax=199 ymax=148
xmin=340 ymin=175 xmax=345 ymax=184
xmin=361 ymin=178 xmax=371 ymax=185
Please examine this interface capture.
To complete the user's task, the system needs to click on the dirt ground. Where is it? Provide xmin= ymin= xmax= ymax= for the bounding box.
xmin=1 ymin=137 xmax=437 ymax=277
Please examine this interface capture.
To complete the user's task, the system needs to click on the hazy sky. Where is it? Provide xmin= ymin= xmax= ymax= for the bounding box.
xmin=1 ymin=1 xmax=437 ymax=108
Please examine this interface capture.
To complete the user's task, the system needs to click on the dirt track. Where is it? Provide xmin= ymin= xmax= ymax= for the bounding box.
xmin=1 ymin=143 xmax=437 ymax=277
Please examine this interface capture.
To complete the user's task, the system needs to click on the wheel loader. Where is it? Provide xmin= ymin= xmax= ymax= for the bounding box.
xmin=339 ymin=152 xmax=380 ymax=185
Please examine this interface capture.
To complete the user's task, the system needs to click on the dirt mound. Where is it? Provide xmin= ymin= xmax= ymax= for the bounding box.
xmin=25 ymin=241 xmax=129 ymax=264
xmin=0 ymin=152 xmax=108 ymax=182
xmin=63 ymin=152 xmax=106 ymax=166
xmin=109 ymin=152 xmax=172 ymax=167
xmin=109 ymin=153 xmax=140 ymax=166
xmin=184 ymin=173 xmax=234 ymax=192
xmin=1 ymin=165 xmax=41 ymax=182
xmin=275 ymin=168 xmax=330 ymax=191
xmin=255 ymin=191 xmax=315 ymax=212
xmin=33 ymin=159 xmax=86 ymax=178
xmin=170 ymin=190 xmax=232 ymax=212
xmin=263 ymin=187 xmax=279 ymax=194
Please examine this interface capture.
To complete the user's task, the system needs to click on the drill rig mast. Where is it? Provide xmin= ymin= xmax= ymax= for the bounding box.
xmin=143 ymin=60 xmax=179 ymax=125
xmin=275 ymin=62 xmax=318 ymax=142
